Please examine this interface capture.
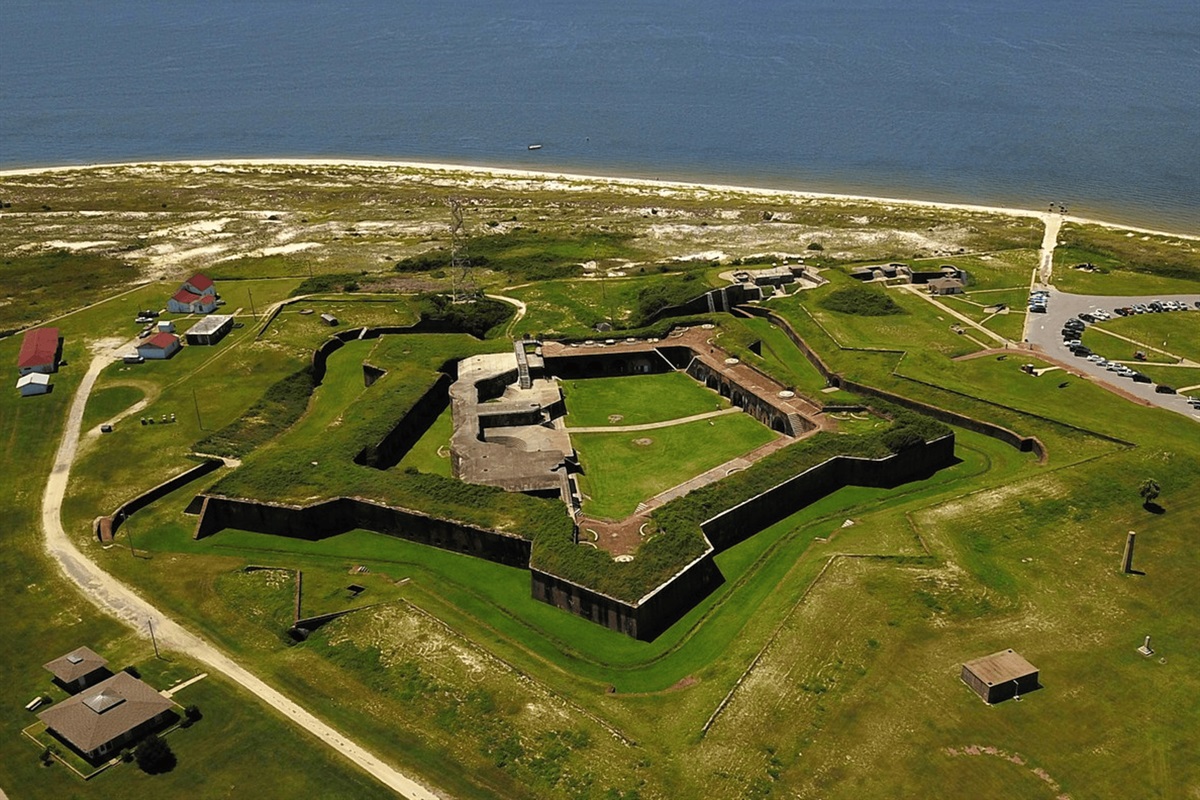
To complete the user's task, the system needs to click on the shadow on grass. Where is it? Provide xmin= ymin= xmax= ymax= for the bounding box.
xmin=1143 ymin=501 xmax=1166 ymax=514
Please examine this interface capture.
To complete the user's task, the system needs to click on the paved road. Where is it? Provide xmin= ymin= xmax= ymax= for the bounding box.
xmin=1024 ymin=290 xmax=1200 ymax=421
xmin=41 ymin=344 xmax=444 ymax=800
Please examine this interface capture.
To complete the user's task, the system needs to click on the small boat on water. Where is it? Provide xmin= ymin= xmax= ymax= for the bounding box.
xmin=527 ymin=143 xmax=542 ymax=150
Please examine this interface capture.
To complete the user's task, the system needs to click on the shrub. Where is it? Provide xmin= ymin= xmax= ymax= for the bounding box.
xmin=417 ymin=294 xmax=512 ymax=338
xmin=291 ymin=274 xmax=361 ymax=296
xmin=184 ymin=704 xmax=202 ymax=723
xmin=135 ymin=734 xmax=176 ymax=774
xmin=818 ymin=285 xmax=904 ymax=316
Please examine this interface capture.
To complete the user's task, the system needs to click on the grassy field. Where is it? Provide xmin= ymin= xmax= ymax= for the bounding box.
xmin=573 ymin=414 xmax=779 ymax=519
xmin=1079 ymin=311 xmax=1200 ymax=365
xmin=561 ymin=371 xmax=729 ymax=428
xmin=4 ymin=164 xmax=1200 ymax=800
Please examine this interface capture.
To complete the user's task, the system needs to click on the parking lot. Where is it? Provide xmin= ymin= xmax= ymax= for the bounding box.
xmin=1025 ymin=290 xmax=1200 ymax=421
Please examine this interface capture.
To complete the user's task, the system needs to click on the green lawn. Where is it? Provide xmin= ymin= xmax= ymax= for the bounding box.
xmin=914 ymin=250 xmax=1038 ymax=291
xmin=396 ymin=405 xmax=455 ymax=476
xmin=561 ymin=371 xmax=728 ymax=428
xmin=1080 ymin=312 xmax=1200 ymax=365
xmin=574 ymin=414 xmax=779 ymax=519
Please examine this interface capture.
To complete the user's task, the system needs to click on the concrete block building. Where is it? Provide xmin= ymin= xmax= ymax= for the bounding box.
xmin=961 ymin=649 xmax=1039 ymax=704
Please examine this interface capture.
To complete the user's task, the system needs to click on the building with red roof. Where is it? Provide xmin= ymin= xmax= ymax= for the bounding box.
xmin=136 ymin=332 xmax=181 ymax=360
xmin=182 ymin=273 xmax=215 ymax=296
xmin=167 ymin=289 xmax=217 ymax=314
xmin=17 ymin=327 xmax=61 ymax=375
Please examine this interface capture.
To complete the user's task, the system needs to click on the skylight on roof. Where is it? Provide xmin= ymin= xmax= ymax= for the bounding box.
xmin=82 ymin=691 xmax=125 ymax=714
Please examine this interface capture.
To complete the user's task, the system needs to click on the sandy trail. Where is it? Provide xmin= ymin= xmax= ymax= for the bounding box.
xmin=485 ymin=293 xmax=527 ymax=338
xmin=40 ymin=342 xmax=444 ymax=800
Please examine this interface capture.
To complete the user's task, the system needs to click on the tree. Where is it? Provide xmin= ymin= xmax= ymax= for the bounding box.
xmin=135 ymin=734 xmax=176 ymax=774
xmin=1139 ymin=478 xmax=1161 ymax=508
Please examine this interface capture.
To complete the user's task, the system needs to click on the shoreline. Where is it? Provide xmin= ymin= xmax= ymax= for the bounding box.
xmin=2 ymin=157 xmax=1198 ymax=243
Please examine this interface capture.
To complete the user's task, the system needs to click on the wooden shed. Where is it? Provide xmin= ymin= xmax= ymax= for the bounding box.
xmin=961 ymin=649 xmax=1039 ymax=704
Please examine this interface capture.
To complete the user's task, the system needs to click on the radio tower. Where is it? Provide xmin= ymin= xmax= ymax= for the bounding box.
xmin=447 ymin=197 xmax=475 ymax=302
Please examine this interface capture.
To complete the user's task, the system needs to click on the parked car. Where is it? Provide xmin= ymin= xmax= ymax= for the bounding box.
xmin=1132 ymin=373 xmax=1152 ymax=383
xmin=1155 ymin=385 xmax=1177 ymax=394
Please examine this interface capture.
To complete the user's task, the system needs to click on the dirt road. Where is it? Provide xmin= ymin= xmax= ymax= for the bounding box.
xmin=40 ymin=344 xmax=444 ymax=800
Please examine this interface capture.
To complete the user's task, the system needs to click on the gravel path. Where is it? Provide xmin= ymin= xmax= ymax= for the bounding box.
xmin=41 ymin=344 xmax=444 ymax=800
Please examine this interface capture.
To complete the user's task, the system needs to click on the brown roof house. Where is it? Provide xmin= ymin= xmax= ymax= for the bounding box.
xmin=43 ymin=646 xmax=111 ymax=692
xmin=927 ymin=276 xmax=965 ymax=295
xmin=38 ymin=672 xmax=175 ymax=761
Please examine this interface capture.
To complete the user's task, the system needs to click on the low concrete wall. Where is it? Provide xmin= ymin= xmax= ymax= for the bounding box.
xmin=96 ymin=459 xmax=224 ymax=542
xmin=192 ymin=494 xmax=532 ymax=568
xmin=701 ymin=434 xmax=955 ymax=552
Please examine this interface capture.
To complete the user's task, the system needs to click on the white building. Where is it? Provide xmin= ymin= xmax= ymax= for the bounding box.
xmin=16 ymin=372 xmax=51 ymax=396
xmin=136 ymin=333 xmax=181 ymax=360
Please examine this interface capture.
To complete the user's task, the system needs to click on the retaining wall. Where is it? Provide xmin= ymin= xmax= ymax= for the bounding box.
xmin=192 ymin=494 xmax=532 ymax=567
xmin=96 ymin=459 xmax=224 ymax=541
xmin=354 ymin=373 xmax=453 ymax=468
xmin=739 ymin=307 xmax=1048 ymax=459
xmin=531 ymin=551 xmax=723 ymax=641
xmin=701 ymin=434 xmax=955 ymax=552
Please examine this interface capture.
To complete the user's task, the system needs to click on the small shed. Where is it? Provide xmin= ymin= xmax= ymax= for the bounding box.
xmin=157 ymin=320 xmax=176 ymax=334
xmin=43 ymin=646 xmax=111 ymax=692
xmin=320 ymin=312 xmax=339 ymax=327
xmin=137 ymin=333 xmax=181 ymax=360
xmin=961 ymin=649 xmax=1039 ymax=704
xmin=16 ymin=372 xmax=52 ymax=396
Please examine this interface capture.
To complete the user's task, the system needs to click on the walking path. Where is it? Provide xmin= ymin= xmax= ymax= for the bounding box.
xmin=485 ymin=293 xmax=527 ymax=338
xmin=567 ymin=407 xmax=740 ymax=433
xmin=41 ymin=343 xmax=443 ymax=800
xmin=897 ymin=284 xmax=1010 ymax=347
xmin=1038 ymin=212 xmax=1063 ymax=285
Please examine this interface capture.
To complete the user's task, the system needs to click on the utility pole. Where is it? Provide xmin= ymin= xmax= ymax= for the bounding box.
xmin=148 ymin=619 xmax=161 ymax=660
xmin=192 ymin=388 xmax=203 ymax=430
xmin=125 ymin=522 xmax=136 ymax=558
xmin=248 ymin=289 xmax=258 ymax=320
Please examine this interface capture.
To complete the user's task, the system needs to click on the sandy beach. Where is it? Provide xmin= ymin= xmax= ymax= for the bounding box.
xmin=2 ymin=157 xmax=1197 ymax=243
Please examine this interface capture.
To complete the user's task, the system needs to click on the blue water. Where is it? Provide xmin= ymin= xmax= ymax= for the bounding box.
xmin=3 ymin=1 xmax=1199 ymax=232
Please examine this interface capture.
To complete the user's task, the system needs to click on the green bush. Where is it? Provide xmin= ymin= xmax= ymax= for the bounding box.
xmin=818 ymin=285 xmax=904 ymax=316
xmin=135 ymin=734 xmax=176 ymax=774
xmin=291 ymin=274 xmax=361 ymax=296
xmin=417 ymin=294 xmax=512 ymax=338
